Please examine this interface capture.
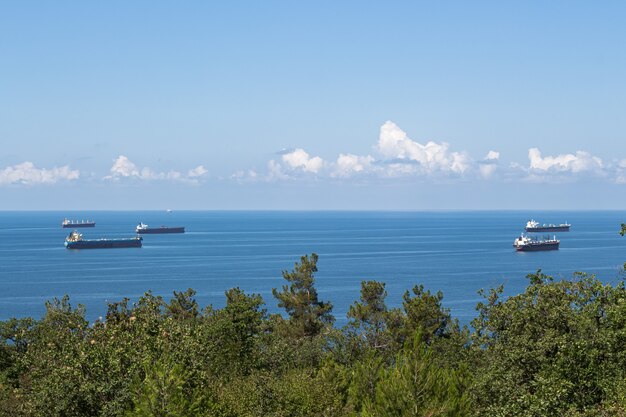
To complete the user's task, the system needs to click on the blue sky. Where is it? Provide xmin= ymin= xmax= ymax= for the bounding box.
xmin=2 ymin=1 xmax=626 ymax=209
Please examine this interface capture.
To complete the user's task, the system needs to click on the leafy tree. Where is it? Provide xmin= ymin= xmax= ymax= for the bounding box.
xmin=470 ymin=271 xmax=626 ymax=416
xmin=0 ymin=317 xmax=35 ymax=385
xmin=8 ymin=251 xmax=626 ymax=416
xmin=18 ymin=296 xmax=95 ymax=416
xmin=0 ymin=317 xmax=33 ymax=417
xmin=208 ymin=288 xmax=266 ymax=375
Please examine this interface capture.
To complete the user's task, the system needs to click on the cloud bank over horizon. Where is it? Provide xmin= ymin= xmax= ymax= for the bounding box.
xmin=517 ymin=148 xmax=606 ymax=183
xmin=233 ymin=121 xmax=626 ymax=185
xmin=239 ymin=121 xmax=495 ymax=182
xmin=1 ymin=122 xmax=624 ymax=188
xmin=104 ymin=155 xmax=207 ymax=184
xmin=0 ymin=162 xmax=79 ymax=185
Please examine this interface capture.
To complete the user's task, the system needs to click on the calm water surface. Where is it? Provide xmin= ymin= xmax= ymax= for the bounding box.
xmin=1 ymin=211 xmax=625 ymax=325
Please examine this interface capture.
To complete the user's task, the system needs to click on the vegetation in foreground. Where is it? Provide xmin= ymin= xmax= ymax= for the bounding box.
xmin=1 ymin=252 xmax=626 ymax=416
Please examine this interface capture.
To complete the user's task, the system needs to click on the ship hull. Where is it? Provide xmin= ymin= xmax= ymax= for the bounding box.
xmin=525 ymin=226 xmax=570 ymax=232
xmin=136 ymin=227 xmax=185 ymax=234
xmin=515 ymin=242 xmax=559 ymax=251
xmin=65 ymin=238 xmax=142 ymax=249
xmin=62 ymin=223 xmax=95 ymax=228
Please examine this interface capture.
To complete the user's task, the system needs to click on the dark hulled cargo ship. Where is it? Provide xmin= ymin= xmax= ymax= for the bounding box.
xmin=62 ymin=218 xmax=96 ymax=228
xmin=64 ymin=231 xmax=142 ymax=249
xmin=135 ymin=223 xmax=185 ymax=234
xmin=524 ymin=219 xmax=570 ymax=232
xmin=513 ymin=234 xmax=559 ymax=251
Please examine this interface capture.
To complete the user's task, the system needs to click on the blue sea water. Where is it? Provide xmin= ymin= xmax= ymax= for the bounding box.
xmin=1 ymin=211 xmax=625 ymax=326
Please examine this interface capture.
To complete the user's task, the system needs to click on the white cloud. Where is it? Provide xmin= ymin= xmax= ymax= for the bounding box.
xmin=187 ymin=165 xmax=208 ymax=178
xmin=376 ymin=121 xmax=471 ymax=174
xmin=267 ymin=160 xmax=290 ymax=181
xmin=109 ymin=155 xmax=139 ymax=177
xmin=614 ymin=159 xmax=626 ymax=184
xmin=485 ymin=151 xmax=500 ymax=160
xmin=0 ymin=162 xmax=79 ymax=185
xmin=234 ymin=170 xmax=256 ymax=178
xmin=528 ymin=148 xmax=603 ymax=173
xmin=242 ymin=121 xmax=504 ymax=182
xmin=516 ymin=148 xmax=608 ymax=183
xmin=281 ymin=148 xmax=324 ymax=173
xmin=479 ymin=164 xmax=497 ymax=179
xmin=332 ymin=153 xmax=374 ymax=177
xmin=235 ymin=121 xmax=626 ymax=185
xmin=105 ymin=155 xmax=207 ymax=183
xmin=477 ymin=150 xmax=501 ymax=179
xmin=230 ymin=169 xmax=259 ymax=183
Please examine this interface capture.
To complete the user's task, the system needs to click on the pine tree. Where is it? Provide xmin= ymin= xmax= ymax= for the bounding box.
xmin=272 ymin=253 xmax=334 ymax=338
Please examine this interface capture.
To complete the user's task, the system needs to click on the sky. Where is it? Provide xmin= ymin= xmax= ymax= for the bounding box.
xmin=2 ymin=1 xmax=626 ymax=209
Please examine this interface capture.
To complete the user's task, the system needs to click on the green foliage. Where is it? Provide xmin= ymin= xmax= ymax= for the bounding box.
xmin=470 ymin=270 xmax=626 ymax=416
xmin=0 ymin=317 xmax=35 ymax=385
xmin=401 ymin=285 xmax=453 ymax=343
xmin=166 ymin=288 xmax=199 ymax=319
xmin=272 ymin=253 xmax=334 ymax=338
xmin=345 ymin=351 xmax=385 ymax=413
xmin=217 ymin=366 xmax=347 ymax=417
xmin=361 ymin=332 xmax=471 ymax=417
xmin=2 ymin=253 xmax=626 ymax=416
xmin=346 ymin=280 xmax=396 ymax=355
xmin=207 ymin=287 xmax=266 ymax=375
xmin=125 ymin=359 xmax=210 ymax=417
xmin=348 ymin=281 xmax=388 ymax=327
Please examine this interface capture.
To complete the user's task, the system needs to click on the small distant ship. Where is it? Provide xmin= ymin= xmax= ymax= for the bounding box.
xmin=135 ymin=222 xmax=185 ymax=234
xmin=524 ymin=219 xmax=570 ymax=233
xmin=513 ymin=234 xmax=559 ymax=251
xmin=65 ymin=231 xmax=142 ymax=249
xmin=62 ymin=218 xmax=96 ymax=228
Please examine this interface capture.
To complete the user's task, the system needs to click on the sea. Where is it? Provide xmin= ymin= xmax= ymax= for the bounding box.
xmin=1 ymin=211 xmax=625 ymax=326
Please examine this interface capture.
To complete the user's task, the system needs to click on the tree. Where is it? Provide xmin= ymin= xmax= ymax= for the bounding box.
xmin=360 ymin=332 xmax=472 ymax=417
xmin=470 ymin=271 xmax=626 ymax=416
xmin=166 ymin=288 xmax=199 ymax=319
xmin=18 ymin=296 xmax=95 ymax=416
xmin=272 ymin=253 xmax=334 ymax=338
xmin=347 ymin=281 xmax=399 ymax=354
xmin=210 ymin=288 xmax=266 ymax=374
xmin=125 ymin=359 xmax=218 ymax=417
xmin=401 ymin=285 xmax=452 ymax=344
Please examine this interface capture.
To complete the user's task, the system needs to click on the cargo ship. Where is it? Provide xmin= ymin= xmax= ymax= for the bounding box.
xmin=64 ymin=231 xmax=142 ymax=249
xmin=513 ymin=234 xmax=559 ymax=251
xmin=135 ymin=222 xmax=185 ymax=234
xmin=524 ymin=219 xmax=570 ymax=232
xmin=62 ymin=218 xmax=96 ymax=228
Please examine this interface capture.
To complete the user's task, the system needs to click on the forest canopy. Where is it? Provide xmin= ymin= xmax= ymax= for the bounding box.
xmin=1 ymin=253 xmax=626 ymax=416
